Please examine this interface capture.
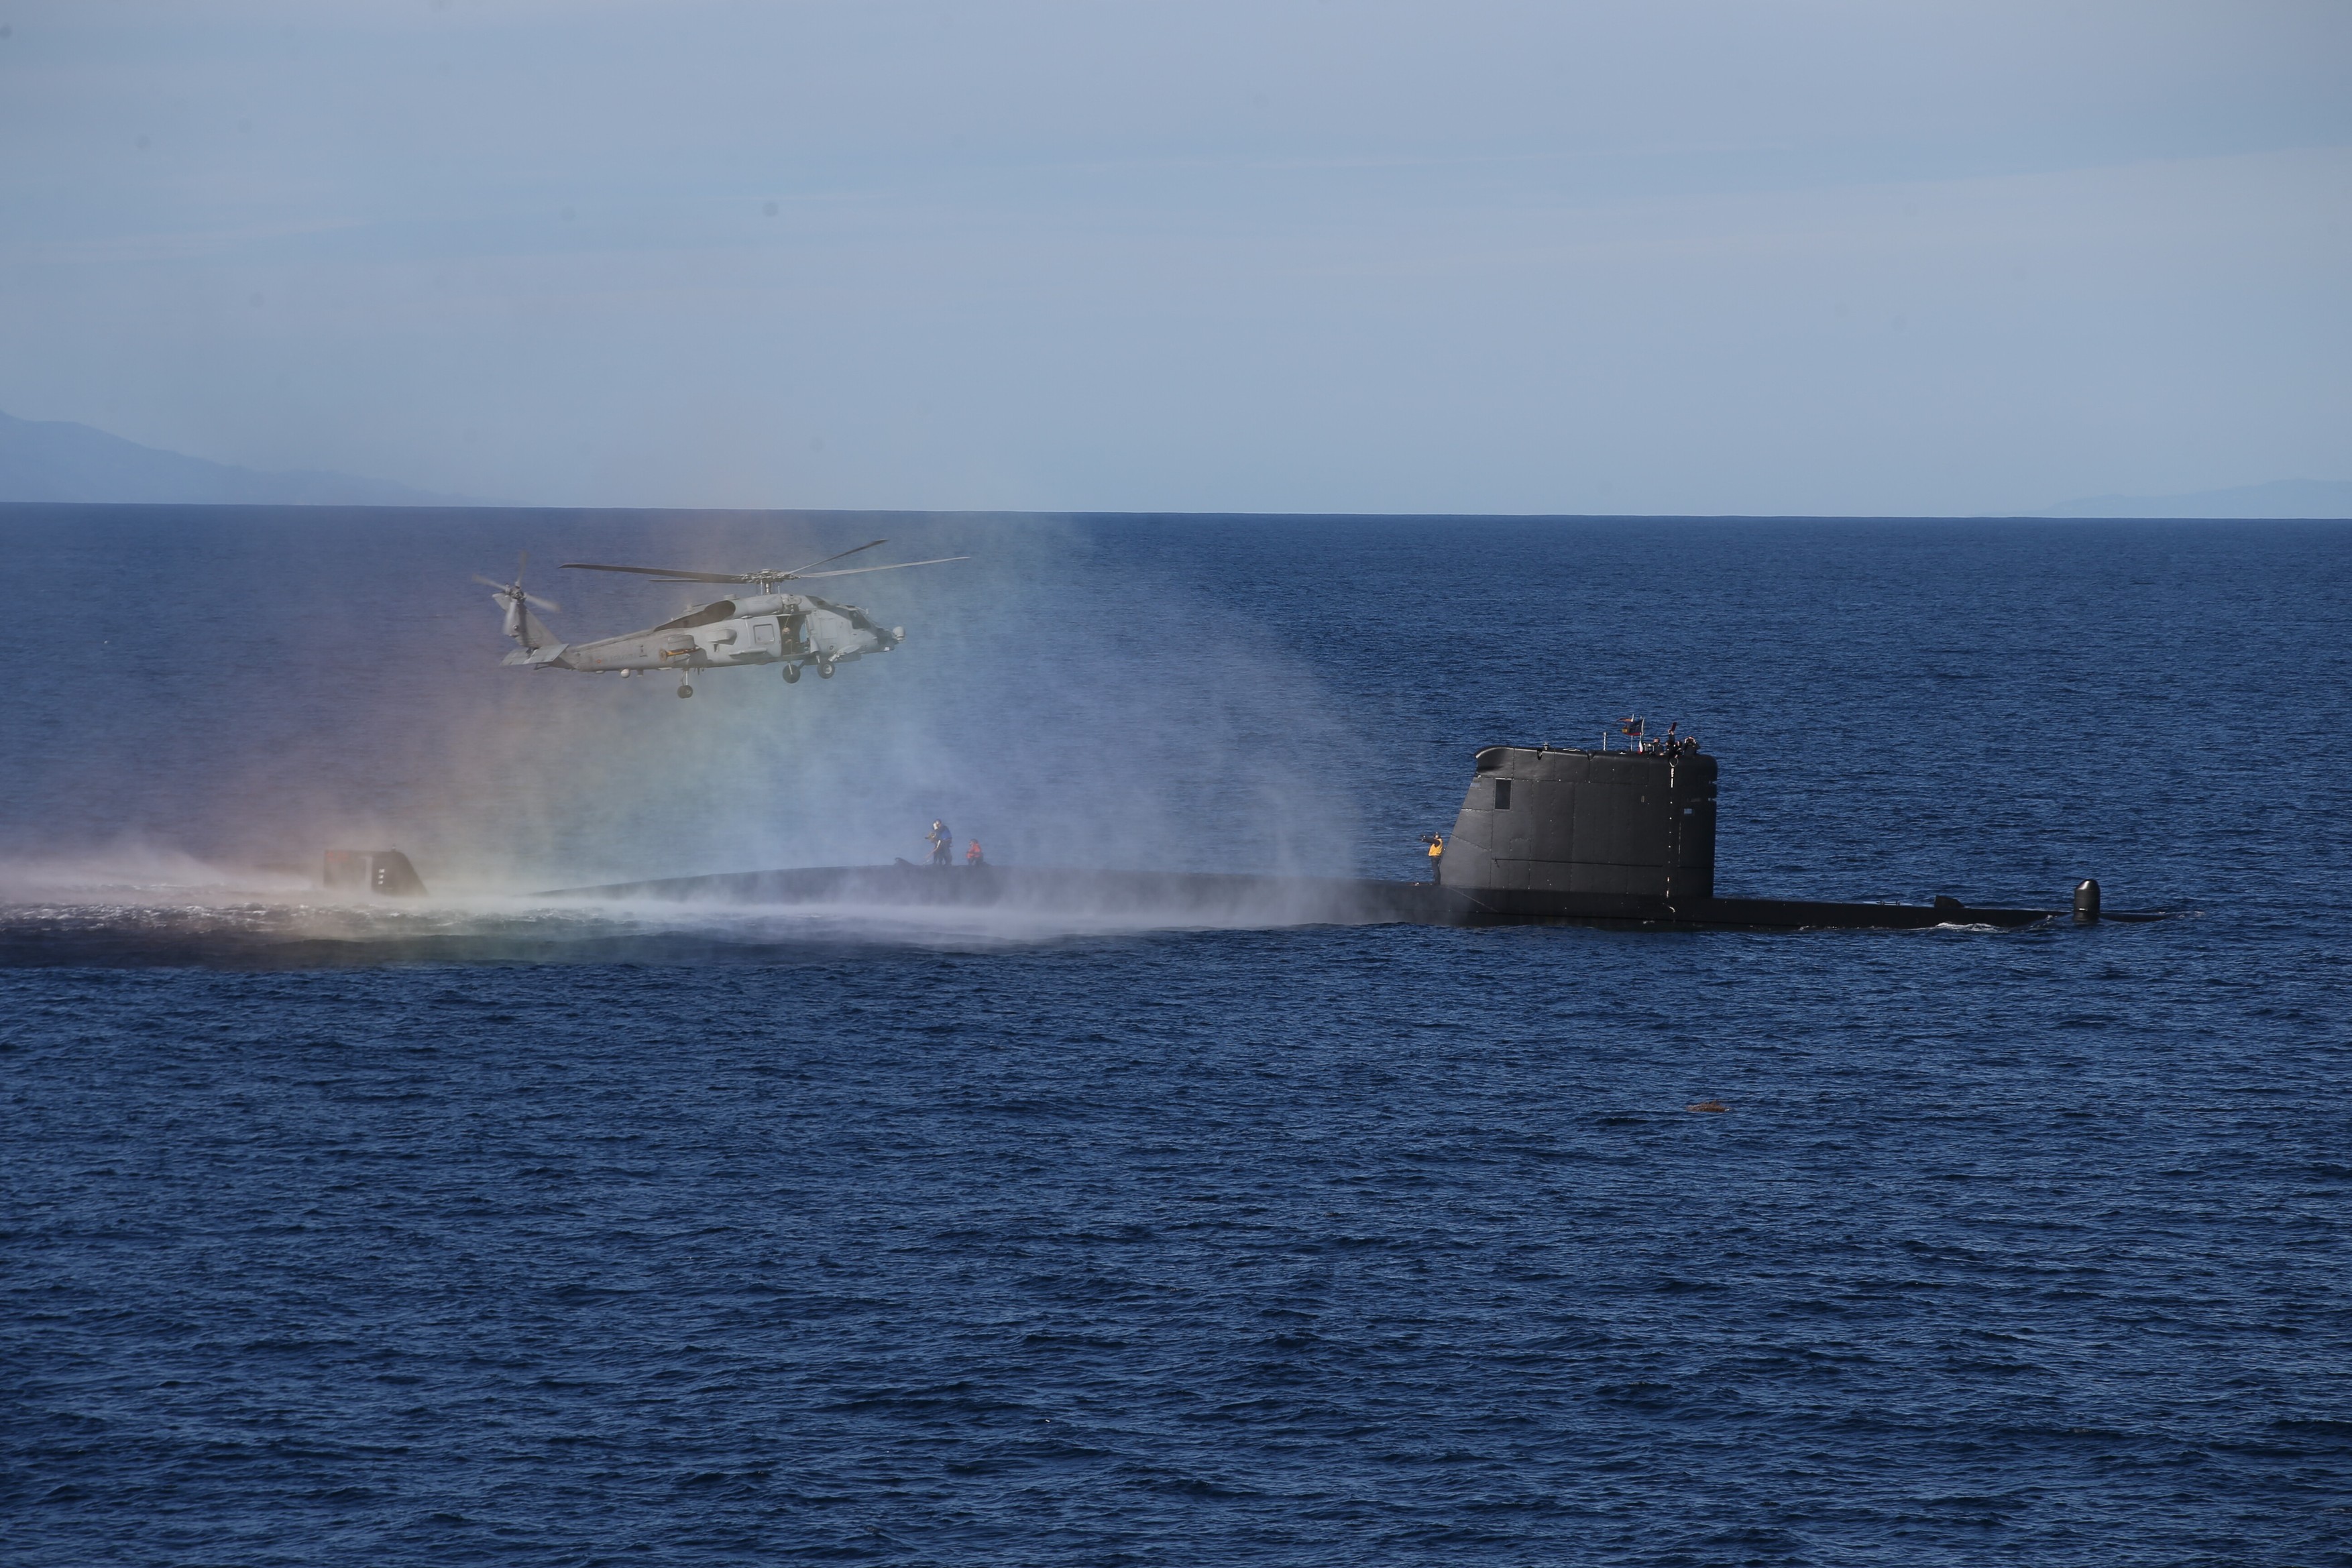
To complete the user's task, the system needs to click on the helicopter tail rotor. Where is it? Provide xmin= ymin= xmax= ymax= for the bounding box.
xmin=472 ymin=574 xmax=562 ymax=614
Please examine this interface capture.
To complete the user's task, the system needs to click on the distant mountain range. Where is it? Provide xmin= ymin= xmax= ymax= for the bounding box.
xmin=0 ymin=409 xmax=486 ymax=506
xmin=2030 ymin=478 xmax=2352 ymax=519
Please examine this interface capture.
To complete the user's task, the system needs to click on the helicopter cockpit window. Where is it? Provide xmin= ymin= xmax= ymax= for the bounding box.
xmin=653 ymin=600 xmax=738 ymax=632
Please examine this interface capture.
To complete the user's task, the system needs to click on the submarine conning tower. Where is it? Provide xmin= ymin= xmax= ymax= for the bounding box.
xmin=1441 ymin=744 xmax=1716 ymax=903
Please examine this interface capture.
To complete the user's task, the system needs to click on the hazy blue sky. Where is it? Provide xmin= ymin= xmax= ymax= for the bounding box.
xmin=1 ymin=1 xmax=2345 ymax=512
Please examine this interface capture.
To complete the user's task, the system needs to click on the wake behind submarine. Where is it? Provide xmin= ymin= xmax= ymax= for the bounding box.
xmin=554 ymin=738 xmax=2166 ymax=930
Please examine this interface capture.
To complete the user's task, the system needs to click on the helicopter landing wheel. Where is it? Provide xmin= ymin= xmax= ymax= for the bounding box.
xmin=781 ymin=663 xmax=801 ymax=683
xmin=816 ymin=660 xmax=835 ymax=679
xmin=676 ymin=683 xmax=693 ymax=699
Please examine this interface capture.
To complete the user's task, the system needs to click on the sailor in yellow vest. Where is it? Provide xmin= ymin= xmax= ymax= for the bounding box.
xmin=1420 ymin=832 xmax=1445 ymax=882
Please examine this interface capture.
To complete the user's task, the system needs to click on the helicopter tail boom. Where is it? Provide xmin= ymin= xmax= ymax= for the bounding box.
xmin=502 ymin=596 xmax=561 ymax=651
xmin=501 ymin=640 xmax=572 ymax=667
xmin=496 ymin=596 xmax=568 ymax=665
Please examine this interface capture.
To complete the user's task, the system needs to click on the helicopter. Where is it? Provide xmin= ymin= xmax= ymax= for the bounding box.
xmin=479 ymin=541 xmax=964 ymax=697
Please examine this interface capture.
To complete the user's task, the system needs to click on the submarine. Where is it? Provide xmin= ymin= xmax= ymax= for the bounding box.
xmin=558 ymin=740 xmax=2164 ymax=930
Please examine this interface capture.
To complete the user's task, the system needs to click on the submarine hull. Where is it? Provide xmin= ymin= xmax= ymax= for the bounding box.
xmin=554 ymin=863 xmax=2076 ymax=932
xmin=544 ymin=742 xmax=2162 ymax=932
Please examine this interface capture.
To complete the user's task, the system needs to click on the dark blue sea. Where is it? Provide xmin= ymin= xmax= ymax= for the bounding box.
xmin=4 ymin=506 xmax=2348 ymax=1565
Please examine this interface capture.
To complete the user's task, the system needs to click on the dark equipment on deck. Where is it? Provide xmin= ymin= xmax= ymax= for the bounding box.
xmin=323 ymin=849 xmax=428 ymax=898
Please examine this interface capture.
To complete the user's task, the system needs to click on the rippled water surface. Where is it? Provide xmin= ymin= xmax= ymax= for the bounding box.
xmin=4 ymin=508 xmax=2349 ymax=1564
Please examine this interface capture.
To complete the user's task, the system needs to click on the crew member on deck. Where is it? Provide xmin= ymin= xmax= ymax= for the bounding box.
xmin=966 ymin=840 xmax=986 ymax=867
xmin=1421 ymin=833 xmax=1445 ymax=881
xmin=928 ymin=820 xmax=952 ymax=866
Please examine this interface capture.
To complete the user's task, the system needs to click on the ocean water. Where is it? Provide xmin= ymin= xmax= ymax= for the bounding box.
xmin=3 ymin=506 xmax=2349 ymax=1564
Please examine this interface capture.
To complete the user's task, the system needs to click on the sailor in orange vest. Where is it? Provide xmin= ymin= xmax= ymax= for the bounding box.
xmin=965 ymin=840 xmax=985 ymax=867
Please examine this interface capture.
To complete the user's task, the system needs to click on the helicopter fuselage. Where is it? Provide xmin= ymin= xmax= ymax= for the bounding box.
xmin=503 ymin=590 xmax=901 ymax=677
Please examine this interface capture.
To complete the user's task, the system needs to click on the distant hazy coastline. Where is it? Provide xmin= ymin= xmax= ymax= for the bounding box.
xmin=0 ymin=410 xmax=488 ymax=508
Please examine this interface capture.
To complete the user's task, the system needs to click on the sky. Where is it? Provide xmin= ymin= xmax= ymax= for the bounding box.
xmin=0 ymin=0 xmax=2345 ymax=514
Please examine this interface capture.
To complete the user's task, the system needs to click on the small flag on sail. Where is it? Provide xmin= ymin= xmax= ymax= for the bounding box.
xmin=1618 ymin=716 xmax=1645 ymax=739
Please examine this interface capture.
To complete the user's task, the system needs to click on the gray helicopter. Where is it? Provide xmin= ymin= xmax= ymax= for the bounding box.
xmin=479 ymin=541 xmax=964 ymax=697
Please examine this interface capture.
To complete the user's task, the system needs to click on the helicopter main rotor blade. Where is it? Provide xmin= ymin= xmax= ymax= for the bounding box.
xmin=559 ymin=563 xmax=751 ymax=584
xmin=559 ymin=553 xmax=966 ymax=586
xmin=783 ymin=555 xmax=969 ymax=581
xmin=774 ymin=539 xmax=888 ymax=577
